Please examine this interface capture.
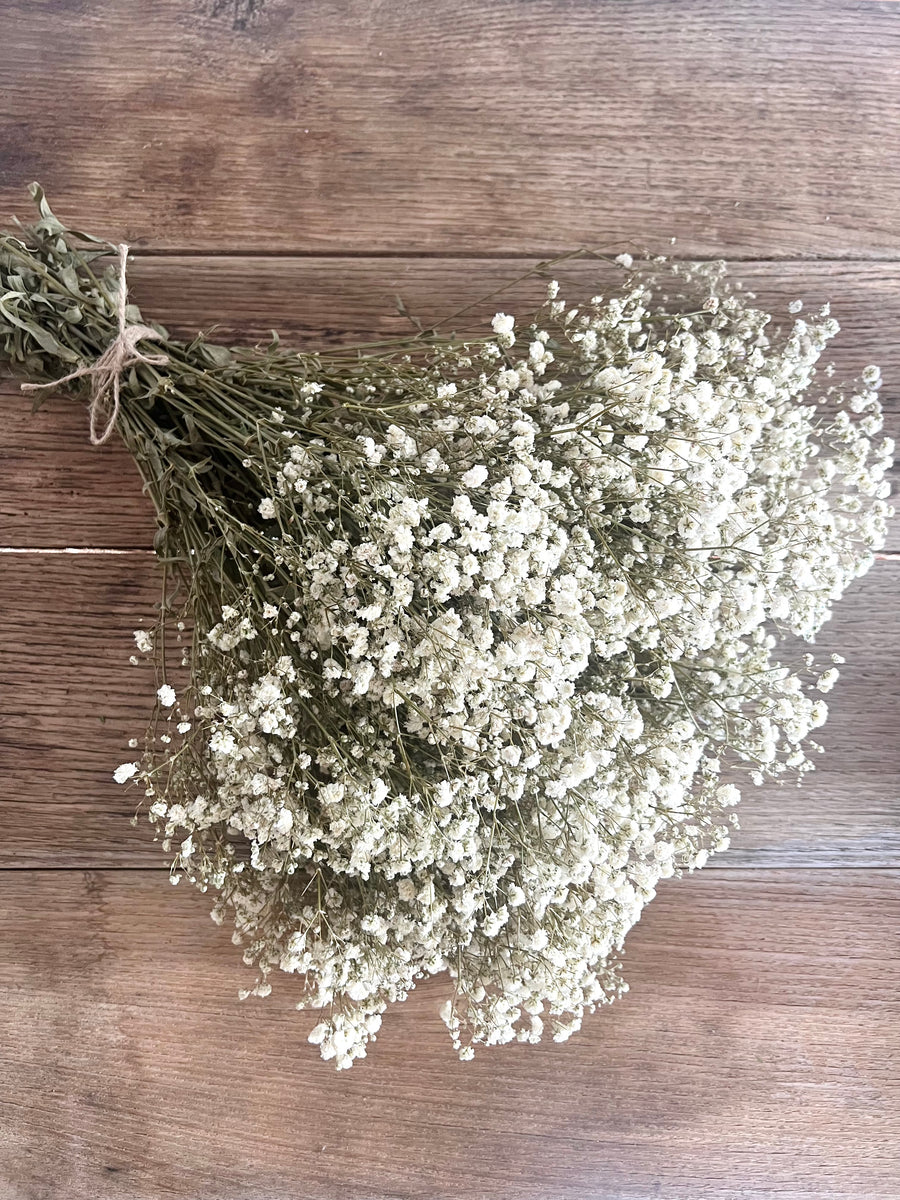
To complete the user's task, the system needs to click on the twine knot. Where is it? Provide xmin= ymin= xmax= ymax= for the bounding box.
xmin=21 ymin=242 xmax=169 ymax=445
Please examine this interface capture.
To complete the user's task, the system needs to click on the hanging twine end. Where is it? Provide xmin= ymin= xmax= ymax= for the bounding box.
xmin=21 ymin=242 xmax=169 ymax=446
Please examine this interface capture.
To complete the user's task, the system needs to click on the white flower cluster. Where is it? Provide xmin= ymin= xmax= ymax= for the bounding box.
xmin=119 ymin=266 xmax=893 ymax=1069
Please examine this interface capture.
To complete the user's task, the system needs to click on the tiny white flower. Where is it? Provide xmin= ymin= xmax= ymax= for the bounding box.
xmin=815 ymin=668 xmax=839 ymax=693
xmin=133 ymin=629 xmax=154 ymax=654
xmin=274 ymin=808 xmax=294 ymax=836
xmin=461 ymin=464 xmax=489 ymax=489
xmin=157 ymin=684 xmax=177 ymax=708
xmin=113 ymin=762 xmax=138 ymax=784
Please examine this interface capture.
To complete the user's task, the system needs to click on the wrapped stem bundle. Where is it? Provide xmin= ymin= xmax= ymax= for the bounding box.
xmin=1 ymin=187 xmax=893 ymax=1067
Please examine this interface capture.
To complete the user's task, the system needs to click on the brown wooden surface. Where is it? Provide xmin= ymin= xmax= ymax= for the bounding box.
xmin=2 ymin=2 xmax=899 ymax=1198
xmin=2 ymin=1 xmax=900 ymax=257
xmin=1 ymin=868 xmax=900 ymax=1195
xmin=1 ymin=869 xmax=899 ymax=1200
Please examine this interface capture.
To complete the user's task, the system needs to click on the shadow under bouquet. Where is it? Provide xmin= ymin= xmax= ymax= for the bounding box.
xmin=1 ymin=186 xmax=892 ymax=1067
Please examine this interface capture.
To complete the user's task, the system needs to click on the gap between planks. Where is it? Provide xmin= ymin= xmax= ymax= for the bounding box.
xmin=2 ymin=864 xmax=898 ymax=873
xmin=104 ymin=250 xmax=900 ymax=262
xmin=0 ymin=547 xmax=154 ymax=555
xmin=3 ymin=548 xmax=900 ymax=557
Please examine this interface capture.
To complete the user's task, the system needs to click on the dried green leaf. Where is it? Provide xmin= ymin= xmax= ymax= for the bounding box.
xmin=0 ymin=292 xmax=80 ymax=362
xmin=200 ymin=342 xmax=233 ymax=368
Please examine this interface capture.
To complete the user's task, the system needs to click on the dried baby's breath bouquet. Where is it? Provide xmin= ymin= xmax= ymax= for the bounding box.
xmin=1 ymin=187 xmax=893 ymax=1068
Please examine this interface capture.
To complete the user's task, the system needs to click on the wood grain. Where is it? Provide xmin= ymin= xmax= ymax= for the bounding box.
xmin=2 ymin=257 xmax=898 ymax=549
xmin=1 ymin=554 xmax=896 ymax=869
xmin=0 ymin=868 xmax=897 ymax=1200
xmin=1 ymin=1 xmax=900 ymax=256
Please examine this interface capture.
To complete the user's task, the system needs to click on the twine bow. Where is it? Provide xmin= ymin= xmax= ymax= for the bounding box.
xmin=21 ymin=242 xmax=169 ymax=445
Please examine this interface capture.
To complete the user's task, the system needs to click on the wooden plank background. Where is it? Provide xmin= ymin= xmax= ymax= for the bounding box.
xmin=1 ymin=2 xmax=898 ymax=1198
